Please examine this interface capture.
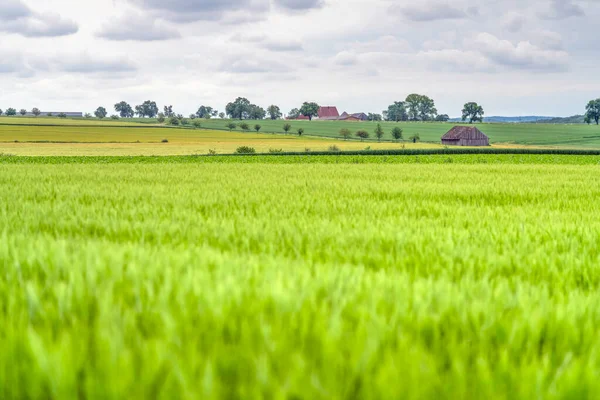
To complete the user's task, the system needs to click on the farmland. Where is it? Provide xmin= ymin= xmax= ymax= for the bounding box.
xmin=2 ymin=155 xmax=600 ymax=398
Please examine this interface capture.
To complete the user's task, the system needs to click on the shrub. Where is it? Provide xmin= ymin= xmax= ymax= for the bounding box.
xmin=240 ymin=122 xmax=250 ymax=131
xmin=111 ymin=115 xmax=120 ymax=120
xmin=157 ymin=113 xmax=166 ymax=123
xmin=283 ymin=123 xmax=292 ymax=134
xmin=84 ymin=113 xmax=92 ymax=118
xmin=180 ymin=118 xmax=189 ymax=126
xmin=193 ymin=121 xmax=202 ymax=129
xmin=409 ymin=133 xmax=421 ymax=143
xmin=340 ymin=128 xmax=352 ymax=141
xmin=227 ymin=122 xmax=237 ymax=131
xmin=374 ymin=123 xmax=385 ymax=142
xmin=391 ymin=127 xmax=403 ymax=142
xmin=235 ymin=146 xmax=256 ymax=154
xmin=328 ymin=145 xmax=340 ymax=152
xmin=356 ymin=130 xmax=370 ymax=141
xmin=304 ymin=147 xmax=311 ymax=153
xmin=57 ymin=113 xmax=67 ymax=119
xmin=208 ymin=149 xmax=217 ymax=155
xmin=169 ymin=117 xmax=180 ymax=126
xmin=47 ymin=113 xmax=53 ymax=117
xmin=254 ymin=124 xmax=261 ymax=132
xmin=161 ymin=139 xmax=169 ymax=143
xmin=269 ymin=148 xmax=283 ymax=153
xmin=297 ymin=128 xmax=305 ymax=136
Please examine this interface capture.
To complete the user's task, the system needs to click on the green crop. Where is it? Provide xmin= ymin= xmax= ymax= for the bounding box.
xmin=1 ymin=158 xmax=600 ymax=399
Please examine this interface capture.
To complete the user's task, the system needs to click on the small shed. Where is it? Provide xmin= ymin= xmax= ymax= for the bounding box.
xmin=441 ymin=126 xmax=489 ymax=146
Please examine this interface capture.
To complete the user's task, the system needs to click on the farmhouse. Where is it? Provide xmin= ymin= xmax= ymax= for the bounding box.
xmin=442 ymin=126 xmax=489 ymax=146
xmin=317 ymin=106 xmax=340 ymax=120
xmin=339 ymin=112 xmax=368 ymax=121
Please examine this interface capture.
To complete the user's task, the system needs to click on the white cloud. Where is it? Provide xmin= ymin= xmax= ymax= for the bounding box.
xmin=0 ymin=0 xmax=78 ymax=37
xmin=97 ymin=14 xmax=181 ymax=41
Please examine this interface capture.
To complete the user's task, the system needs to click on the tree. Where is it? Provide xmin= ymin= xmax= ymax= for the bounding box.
xmin=157 ymin=113 xmax=166 ymax=123
xmin=299 ymin=102 xmax=319 ymax=121
xmin=169 ymin=116 xmax=180 ymax=126
xmin=248 ymin=104 xmax=266 ymax=120
xmin=374 ymin=123 xmax=385 ymax=142
xmin=297 ymin=128 xmax=305 ymax=136
xmin=19 ymin=109 xmax=27 ymax=116
xmin=47 ymin=113 xmax=53 ymax=117
xmin=111 ymin=115 xmax=120 ymax=120
xmin=6 ymin=108 xmax=17 ymax=116
xmin=254 ymin=124 xmax=261 ymax=132
xmin=417 ymin=95 xmax=437 ymax=121
xmin=227 ymin=122 xmax=237 ymax=131
xmin=462 ymin=102 xmax=485 ymax=124
xmin=585 ymin=99 xmax=600 ymax=125
xmin=240 ymin=122 xmax=250 ymax=131
xmin=193 ymin=120 xmax=202 ymax=129
xmin=340 ymin=128 xmax=352 ymax=140
xmin=391 ymin=127 xmax=403 ymax=142
xmin=385 ymin=102 xmax=407 ymax=122
xmin=356 ymin=130 xmax=370 ymax=141
xmin=435 ymin=114 xmax=450 ymax=122
xmin=58 ymin=113 xmax=67 ymax=118
xmin=219 ymin=112 xmax=225 ymax=119
xmin=164 ymin=105 xmax=175 ymax=117
xmin=135 ymin=101 xmax=159 ymax=118
xmin=95 ymin=107 xmax=107 ymax=119
xmin=283 ymin=123 xmax=292 ymax=134
xmin=196 ymin=106 xmax=214 ymax=119
xmin=32 ymin=108 xmax=41 ymax=117
xmin=226 ymin=97 xmax=251 ymax=119
xmin=584 ymin=114 xmax=592 ymax=125
xmin=405 ymin=94 xmax=422 ymax=121
xmin=0 ymin=109 xmax=3 ymax=116
xmin=409 ymin=133 xmax=421 ymax=143
xmin=84 ymin=113 xmax=92 ymax=118
xmin=368 ymin=113 xmax=383 ymax=121
xmin=267 ymin=105 xmax=282 ymax=120
xmin=114 ymin=101 xmax=134 ymax=118
xmin=288 ymin=108 xmax=301 ymax=119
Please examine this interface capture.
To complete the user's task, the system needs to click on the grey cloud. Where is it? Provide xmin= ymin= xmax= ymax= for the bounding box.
xmin=230 ymin=34 xmax=304 ymax=52
xmin=274 ymin=0 xmax=325 ymax=12
xmin=97 ymin=14 xmax=181 ymax=41
xmin=502 ymin=12 xmax=526 ymax=33
xmin=394 ymin=2 xmax=469 ymax=21
xmin=333 ymin=51 xmax=358 ymax=66
xmin=219 ymin=56 xmax=292 ymax=74
xmin=0 ymin=0 xmax=78 ymax=37
xmin=128 ymin=0 xmax=269 ymax=22
xmin=539 ymin=0 xmax=585 ymax=19
xmin=53 ymin=54 xmax=137 ymax=74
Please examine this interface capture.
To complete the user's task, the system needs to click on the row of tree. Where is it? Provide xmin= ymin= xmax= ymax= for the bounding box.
xmin=0 ymin=108 xmax=67 ymax=118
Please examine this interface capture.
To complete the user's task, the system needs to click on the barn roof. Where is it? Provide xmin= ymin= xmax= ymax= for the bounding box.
xmin=442 ymin=126 xmax=488 ymax=140
xmin=318 ymin=106 xmax=340 ymax=118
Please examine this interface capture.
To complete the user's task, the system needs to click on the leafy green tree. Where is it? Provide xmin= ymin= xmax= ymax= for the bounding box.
xmin=417 ymin=96 xmax=437 ymax=121
xmin=462 ymin=102 xmax=485 ymax=124
xmin=391 ymin=127 xmax=403 ymax=142
xmin=436 ymin=114 xmax=450 ymax=122
xmin=169 ymin=116 xmax=179 ymax=126
xmin=288 ymin=108 xmax=300 ymax=119
xmin=374 ymin=123 xmax=385 ymax=142
xmin=405 ymin=94 xmax=422 ymax=121
xmin=368 ymin=113 xmax=383 ymax=121
xmin=283 ymin=123 xmax=292 ymax=134
xmin=95 ymin=107 xmax=107 ymax=119
xmin=585 ymin=99 xmax=600 ymax=125
xmin=19 ymin=109 xmax=26 ymax=116
xmin=248 ymin=105 xmax=266 ymax=120
xmin=340 ymin=128 xmax=352 ymax=140
xmin=0 ymin=109 xmax=3 ymax=116
xmin=157 ymin=113 xmax=166 ymax=123
xmin=6 ymin=108 xmax=17 ymax=116
xmin=267 ymin=105 xmax=282 ymax=120
xmin=240 ymin=122 xmax=250 ymax=131
xmin=196 ymin=106 xmax=214 ymax=119
xmin=58 ymin=113 xmax=67 ymax=119
xmin=227 ymin=122 xmax=237 ymax=131
xmin=163 ymin=105 xmax=175 ymax=117
xmin=226 ymin=97 xmax=251 ymax=119
xmin=193 ymin=120 xmax=202 ymax=129
xmin=135 ymin=101 xmax=159 ymax=118
xmin=409 ymin=133 xmax=421 ymax=143
xmin=219 ymin=112 xmax=225 ymax=119
xmin=356 ymin=130 xmax=370 ymax=141
xmin=297 ymin=128 xmax=304 ymax=136
xmin=254 ymin=124 xmax=261 ymax=132
xmin=299 ymin=102 xmax=320 ymax=121
xmin=114 ymin=101 xmax=134 ymax=118
xmin=32 ymin=108 xmax=41 ymax=117
xmin=384 ymin=102 xmax=407 ymax=122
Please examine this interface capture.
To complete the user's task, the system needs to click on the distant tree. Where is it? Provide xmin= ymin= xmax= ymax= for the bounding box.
xmin=374 ymin=123 xmax=385 ymax=142
xmin=57 ymin=113 xmax=67 ymax=119
xmin=211 ymin=110 xmax=219 ymax=118
xmin=114 ymin=101 xmax=134 ymax=118
xmin=47 ymin=112 xmax=53 ymax=117
xmin=299 ymin=102 xmax=320 ymax=121
xmin=84 ymin=113 xmax=92 ymax=118
xmin=417 ymin=95 xmax=437 ymax=121
xmin=226 ymin=97 xmax=251 ymax=119
xmin=368 ymin=113 xmax=383 ymax=121
xmin=385 ymin=102 xmax=408 ymax=122
xmin=584 ymin=114 xmax=592 ymax=125
xmin=248 ymin=105 xmax=266 ymax=120
xmin=267 ymin=105 xmax=282 ymax=120
xmin=240 ymin=122 xmax=250 ymax=131
xmin=409 ymin=133 xmax=421 ymax=143
xmin=254 ymin=124 xmax=261 ymax=132
xmin=283 ymin=123 xmax=292 ymax=134
xmin=405 ymin=94 xmax=422 ymax=121
xmin=189 ymin=114 xmax=196 ymax=120
xmin=391 ymin=127 xmax=403 ymax=142
xmin=340 ymin=128 xmax=352 ymax=140
xmin=435 ymin=114 xmax=450 ymax=122
xmin=6 ymin=108 xmax=17 ymax=116
xmin=135 ymin=101 xmax=159 ymax=118
xmin=19 ymin=109 xmax=27 ymax=116
xmin=227 ymin=122 xmax=237 ymax=131
xmin=193 ymin=120 xmax=202 ymax=129
xmin=94 ymin=107 xmax=107 ymax=119
xmin=31 ymin=108 xmax=41 ymax=117
xmin=585 ymin=99 xmax=600 ymax=125
xmin=196 ymin=105 xmax=214 ymax=119
xmin=157 ymin=113 xmax=166 ymax=123
xmin=0 ymin=109 xmax=3 ymax=116
xmin=462 ymin=102 xmax=485 ymax=124
xmin=288 ymin=108 xmax=301 ymax=119
xmin=219 ymin=112 xmax=225 ymax=119
xmin=169 ymin=116 xmax=180 ymax=126
xmin=164 ymin=105 xmax=175 ymax=117
xmin=111 ymin=115 xmax=120 ymax=120
xmin=297 ymin=128 xmax=304 ymax=136
xmin=356 ymin=130 xmax=370 ymax=141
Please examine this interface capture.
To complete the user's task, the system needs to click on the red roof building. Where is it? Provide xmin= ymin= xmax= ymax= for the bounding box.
xmin=317 ymin=106 xmax=340 ymax=120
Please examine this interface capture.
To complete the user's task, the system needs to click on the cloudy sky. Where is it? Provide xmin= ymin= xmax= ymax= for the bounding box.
xmin=0 ymin=0 xmax=599 ymax=117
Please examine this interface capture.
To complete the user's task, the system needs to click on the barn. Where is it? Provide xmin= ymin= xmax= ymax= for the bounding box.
xmin=318 ymin=106 xmax=340 ymax=120
xmin=441 ymin=126 xmax=489 ymax=146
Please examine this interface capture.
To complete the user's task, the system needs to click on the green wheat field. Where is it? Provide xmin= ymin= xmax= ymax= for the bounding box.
xmin=2 ymin=154 xmax=600 ymax=399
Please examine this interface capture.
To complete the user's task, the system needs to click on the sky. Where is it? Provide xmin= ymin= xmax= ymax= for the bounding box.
xmin=0 ymin=0 xmax=599 ymax=117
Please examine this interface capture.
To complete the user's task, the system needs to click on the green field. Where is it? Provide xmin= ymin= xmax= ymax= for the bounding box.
xmin=2 ymin=155 xmax=600 ymax=398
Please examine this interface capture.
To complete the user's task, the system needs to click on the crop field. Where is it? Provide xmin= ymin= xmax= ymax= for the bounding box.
xmin=2 ymin=155 xmax=600 ymax=398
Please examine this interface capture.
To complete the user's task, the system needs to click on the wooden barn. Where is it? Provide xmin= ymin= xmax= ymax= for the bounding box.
xmin=441 ymin=126 xmax=490 ymax=146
